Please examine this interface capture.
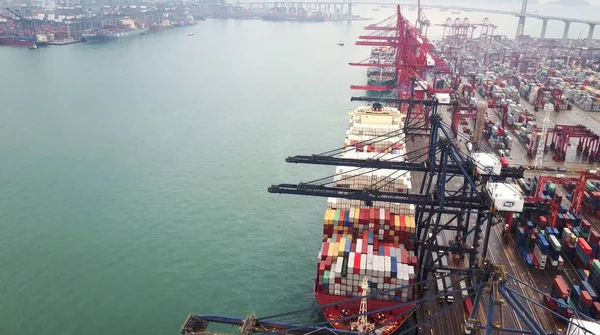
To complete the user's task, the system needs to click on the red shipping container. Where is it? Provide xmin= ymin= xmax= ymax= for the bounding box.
xmin=338 ymin=211 xmax=345 ymax=225
xmin=539 ymin=216 xmax=548 ymax=228
xmin=544 ymin=295 xmax=557 ymax=310
xmin=374 ymin=209 xmax=380 ymax=224
xmin=385 ymin=209 xmax=391 ymax=224
xmin=360 ymin=209 xmax=368 ymax=224
xmin=353 ymin=254 xmax=361 ymax=274
xmin=464 ymin=298 xmax=473 ymax=316
xmin=590 ymin=231 xmax=600 ymax=245
xmin=369 ymin=208 xmax=376 ymax=223
xmin=321 ymin=242 xmax=329 ymax=260
xmin=384 ymin=246 xmax=391 ymax=257
xmin=592 ymin=302 xmax=600 ymax=315
xmin=530 ymin=253 xmax=539 ymax=268
xmin=400 ymin=216 xmax=406 ymax=232
xmin=374 ymin=239 xmax=379 ymax=253
xmin=578 ymin=238 xmax=592 ymax=255
xmin=582 ymin=220 xmax=592 ymax=231
xmin=553 ymin=275 xmax=569 ymax=299
xmin=581 ymin=291 xmax=593 ymax=307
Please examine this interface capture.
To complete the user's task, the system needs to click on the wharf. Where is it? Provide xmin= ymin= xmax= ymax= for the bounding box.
xmin=406 ymin=106 xmax=577 ymax=333
xmin=49 ymin=39 xmax=83 ymax=46
xmin=470 ymin=88 xmax=600 ymax=171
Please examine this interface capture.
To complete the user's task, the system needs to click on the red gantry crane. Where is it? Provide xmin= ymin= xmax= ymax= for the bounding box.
xmin=348 ymin=6 xmax=450 ymax=128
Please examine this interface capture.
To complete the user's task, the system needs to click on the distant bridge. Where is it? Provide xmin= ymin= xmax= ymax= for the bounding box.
xmin=225 ymin=0 xmax=600 ymax=44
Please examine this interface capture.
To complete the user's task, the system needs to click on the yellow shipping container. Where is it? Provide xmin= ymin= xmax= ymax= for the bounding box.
xmin=324 ymin=209 xmax=335 ymax=225
xmin=406 ymin=216 xmax=416 ymax=233
xmin=328 ymin=242 xmax=337 ymax=257
xmin=338 ymin=238 xmax=346 ymax=256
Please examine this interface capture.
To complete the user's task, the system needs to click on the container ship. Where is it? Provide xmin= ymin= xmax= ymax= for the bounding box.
xmin=150 ymin=20 xmax=173 ymax=32
xmin=0 ymin=34 xmax=49 ymax=47
xmin=82 ymin=19 xmax=148 ymax=42
xmin=173 ymin=15 xmax=197 ymax=27
xmin=314 ymin=104 xmax=416 ymax=335
xmin=366 ymin=47 xmax=397 ymax=91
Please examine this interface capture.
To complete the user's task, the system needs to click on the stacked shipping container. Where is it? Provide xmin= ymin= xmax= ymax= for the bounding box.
xmin=315 ymin=106 xmax=418 ymax=308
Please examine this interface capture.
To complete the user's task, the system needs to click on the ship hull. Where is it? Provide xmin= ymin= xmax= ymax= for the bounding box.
xmin=82 ymin=28 xmax=149 ymax=42
xmin=314 ymin=290 xmax=413 ymax=335
xmin=0 ymin=38 xmax=49 ymax=47
xmin=149 ymin=25 xmax=173 ymax=32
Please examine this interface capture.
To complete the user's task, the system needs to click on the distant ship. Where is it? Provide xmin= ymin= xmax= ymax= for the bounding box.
xmin=173 ymin=15 xmax=197 ymax=27
xmin=82 ymin=19 xmax=148 ymax=42
xmin=0 ymin=34 xmax=49 ymax=47
xmin=150 ymin=20 xmax=173 ymax=32
xmin=82 ymin=28 xmax=149 ymax=42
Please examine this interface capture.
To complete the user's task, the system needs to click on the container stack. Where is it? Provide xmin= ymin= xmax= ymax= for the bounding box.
xmin=321 ymin=209 xmax=416 ymax=249
xmin=332 ymin=164 xmax=412 ymax=193
xmin=588 ymin=260 xmax=600 ymax=318
xmin=316 ymin=230 xmax=417 ymax=302
xmin=318 ymin=107 xmax=417 ymax=303
xmin=544 ymin=275 xmax=574 ymax=324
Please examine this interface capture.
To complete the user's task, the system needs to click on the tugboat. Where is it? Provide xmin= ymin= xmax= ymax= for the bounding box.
xmin=337 ymin=41 xmax=344 ymax=46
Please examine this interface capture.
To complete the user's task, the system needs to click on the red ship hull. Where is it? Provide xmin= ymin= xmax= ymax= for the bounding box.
xmin=314 ymin=283 xmax=414 ymax=335
xmin=0 ymin=39 xmax=47 ymax=47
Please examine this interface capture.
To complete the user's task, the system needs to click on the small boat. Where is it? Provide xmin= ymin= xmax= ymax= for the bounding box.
xmin=28 ymin=44 xmax=37 ymax=50
xmin=337 ymin=41 xmax=344 ymax=46
xmin=187 ymin=33 xmax=195 ymax=36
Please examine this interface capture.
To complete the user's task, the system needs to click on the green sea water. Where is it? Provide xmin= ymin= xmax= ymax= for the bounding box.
xmin=0 ymin=18 xmax=372 ymax=335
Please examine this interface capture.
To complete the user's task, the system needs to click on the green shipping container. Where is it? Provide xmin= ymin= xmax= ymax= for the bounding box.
xmin=586 ymin=181 xmax=596 ymax=191
xmin=334 ymin=210 xmax=340 ymax=226
xmin=591 ymin=259 xmax=600 ymax=275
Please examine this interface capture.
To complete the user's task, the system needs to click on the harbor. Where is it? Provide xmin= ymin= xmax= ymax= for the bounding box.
xmin=3 ymin=1 xmax=600 ymax=335
xmin=0 ymin=1 xmax=373 ymax=48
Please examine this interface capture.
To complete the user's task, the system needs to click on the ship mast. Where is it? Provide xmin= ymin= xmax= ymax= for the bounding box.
xmin=355 ymin=277 xmax=371 ymax=334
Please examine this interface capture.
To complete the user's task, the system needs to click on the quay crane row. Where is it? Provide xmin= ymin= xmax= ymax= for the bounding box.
xmin=182 ymin=6 xmax=600 ymax=335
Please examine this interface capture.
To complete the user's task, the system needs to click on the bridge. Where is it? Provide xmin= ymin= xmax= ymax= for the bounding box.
xmin=227 ymin=0 xmax=600 ymax=45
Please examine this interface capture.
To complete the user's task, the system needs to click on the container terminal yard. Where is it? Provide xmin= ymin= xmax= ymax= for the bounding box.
xmin=174 ymin=2 xmax=600 ymax=335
